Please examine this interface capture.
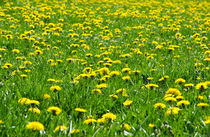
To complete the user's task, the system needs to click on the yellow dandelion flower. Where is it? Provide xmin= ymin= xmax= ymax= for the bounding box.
xmin=166 ymin=88 xmax=181 ymax=96
xmin=84 ymin=119 xmax=97 ymax=125
xmin=54 ymin=125 xmax=67 ymax=132
xmin=71 ymin=129 xmax=80 ymax=134
xmin=177 ymin=100 xmax=190 ymax=107
xmin=154 ymin=103 xmax=166 ymax=109
xmin=18 ymin=97 xmax=30 ymax=105
xmin=50 ymin=85 xmax=61 ymax=92
xmin=75 ymin=108 xmax=87 ymax=113
xmin=175 ymin=78 xmax=186 ymax=84
xmin=145 ymin=84 xmax=159 ymax=89
xmin=120 ymin=123 xmax=131 ymax=131
xmin=26 ymin=121 xmax=44 ymax=131
xmin=102 ymin=113 xmax=116 ymax=120
xmin=148 ymin=123 xmax=155 ymax=128
xmin=29 ymin=107 xmax=40 ymax=114
xmin=47 ymin=106 xmax=62 ymax=115
xmin=164 ymin=97 xmax=177 ymax=102
xmin=123 ymin=100 xmax=133 ymax=107
xmin=166 ymin=107 xmax=180 ymax=115
xmin=197 ymin=103 xmax=209 ymax=107
xmin=195 ymin=82 xmax=208 ymax=90
xmin=43 ymin=94 xmax=51 ymax=99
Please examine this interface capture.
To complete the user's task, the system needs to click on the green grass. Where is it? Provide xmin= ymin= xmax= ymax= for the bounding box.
xmin=0 ymin=0 xmax=209 ymax=136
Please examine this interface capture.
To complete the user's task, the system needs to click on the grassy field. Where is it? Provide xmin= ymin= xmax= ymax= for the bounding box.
xmin=0 ymin=0 xmax=209 ymax=136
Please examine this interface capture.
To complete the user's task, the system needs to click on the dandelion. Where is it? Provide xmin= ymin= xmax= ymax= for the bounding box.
xmin=175 ymin=78 xmax=186 ymax=84
xmin=54 ymin=125 xmax=67 ymax=132
xmin=26 ymin=100 xmax=40 ymax=106
xmin=18 ymin=97 xmax=30 ymax=105
xmin=102 ymin=113 xmax=116 ymax=120
xmin=71 ymin=129 xmax=80 ymax=134
xmin=29 ymin=107 xmax=40 ymax=114
xmin=50 ymin=85 xmax=61 ymax=92
xmin=197 ymin=103 xmax=209 ymax=108
xmin=154 ymin=103 xmax=166 ymax=109
xmin=91 ymin=89 xmax=102 ymax=94
xmin=47 ymin=106 xmax=62 ymax=115
xmin=184 ymin=83 xmax=194 ymax=87
xmin=26 ymin=121 xmax=44 ymax=131
xmin=166 ymin=88 xmax=181 ymax=96
xmin=120 ymin=123 xmax=131 ymax=131
xmin=148 ymin=123 xmax=155 ymax=128
xmin=75 ymin=108 xmax=87 ymax=113
xmin=123 ymin=100 xmax=133 ymax=107
xmin=0 ymin=120 xmax=4 ymax=124
xmin=177 ymin=100 xmax=190 ymax=107
xmin=42 ymin=94 xmax=51 ymax=99
xmin=122 ymin=76 xmax=130 ymax=81
xmin=84 ymin=119 xmax=97 ymax=125
xmin=96 ymin=83 xmax=108 ymax=89
xmin=164 ymin=97 xmax=177 ymax=102
xmin=195 ymin=82 xmax=208 ymax=91
xmin=145 ymin=84 xmax=159 ymax=89
xmin=109 ymin=94 xmax=118 ymax=99
xmin=166 ymin=107 xmax=180 ymax=115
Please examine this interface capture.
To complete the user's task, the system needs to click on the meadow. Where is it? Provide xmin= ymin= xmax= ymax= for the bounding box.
xmin=0 ymin=0 xmax=209 ymax=136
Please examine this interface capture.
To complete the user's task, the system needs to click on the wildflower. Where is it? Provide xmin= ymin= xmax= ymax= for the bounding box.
xmin=195 ymin=82 xmax=208 ymax=91
xmin=116 ymin=88 xmax=126 ymax=93
xmin=12 ymin=49 xmax=20 ymax=54
xmin=26 ymin=121 xmax=44 ymax=131
xmin=177 ymin=100 xmax=190 ymax=107
xmin=91 ymin=89 xmax=102 ymax=94
xmin=18 ymin=97 xmax=30 ymax=105
xmin=145 ymin=84 xmax=159 ymax=89
xmin=184 ymin=83 xmax=194 ymax=87
xmin=132 ymin=70 xmax=141 ymax=75
xmin=102 ymin=113 xmax=116 ymax=120
xmin=21 ymin=74 xmax=27 ymax=78
xmin=71 ymin=129 xmax=80 ymax=134
xmin=198 ymin=95 xmax=203 ymax=101
xmin=35 ymin=50 xmax=43 ymax=55
xmin=84 ymin=119 xmax=97 ymax=125
xmin=97 ymin=118 xmax=106 ymax=123
xmin=204 ymin=117 xmax=210 ymax=124
xmin=109 ymin=94 xmax=118 ymax=99
xmin=47 ymin=106 xmax=62 ymax=115
xmin=29 ymin=107 xmax=40 ymax=114
xmin=122 ymin=68 xmax=131 ymax=73
xmin=166 ymin=88 xmax=181 ymax=96
xmin=166 ymin=107 xmax=180 ymax=115
xmin=4 ymin=63 xmax=13 ymax=68
xmin=43 ymin=94 xmax=51 ymax=99
xmin=0 ymin=120 xmax=4 ymax=124
xmin=197 ymin=103 xmax=209 ymax=108
xmin=175 ymin=78 xmax=186 ymax=84
xmin=109 ymin=71 xmax=121 ymax=76
xmin=75 ymin=108 xmax=87 ymax=113
xmin=122 ymin=76 xmax=130 ymax=81
xmin=123 ymin=100 xmax=133 ymax=107
xmin=96 ymin=83 xmax=108 ymax=89
xmin=164 ymin=97 xmax=177 ymax=102
xmin=26 ymin=100 xmax=40 ymax=106
xmin=154 ymin=103 xmax=166 ymax=109
xmin=148 ymin=123 xmax=155 ymax=128
xmin=120 ymin=123 xmax=131 ymax=131
xmin=50 ymin=85 xmax=61 ymax=92
xmin=54 ymin=125 xmax=67 ymax=132
xmin=176 ymin=96 xmax=184 ymax=101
